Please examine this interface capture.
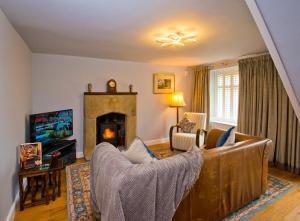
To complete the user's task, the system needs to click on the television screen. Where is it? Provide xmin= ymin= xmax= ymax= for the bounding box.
xmin=30 ymin=109 xmax=73 ymax=144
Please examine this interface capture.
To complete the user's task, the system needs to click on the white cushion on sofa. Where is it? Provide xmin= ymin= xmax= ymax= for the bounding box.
xmin=122 ymin=137 xmax=157 ymax=164
xmin=223 ymin=127 xmax=236 ymax=146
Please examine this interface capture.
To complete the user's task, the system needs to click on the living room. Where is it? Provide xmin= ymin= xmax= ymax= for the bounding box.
xmin=1 ymin=0 xmax=299 ymax=221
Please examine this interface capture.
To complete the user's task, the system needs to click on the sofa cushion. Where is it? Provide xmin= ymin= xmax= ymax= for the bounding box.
xmin=178 ymin=117 xmax=196 ymax=133
xmin=172 ymin=133 xmax=205 ymax=151
xmin=122 ymin=137 xmax=158 ymax=163
xmin=216 ymin=126 xmax=236 ymax=147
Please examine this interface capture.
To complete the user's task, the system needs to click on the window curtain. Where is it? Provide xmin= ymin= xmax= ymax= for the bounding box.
xmin=238 ymin=54 xmax=300 ymax=174
xmin=191 ymin=65 xmax=210 ymax=129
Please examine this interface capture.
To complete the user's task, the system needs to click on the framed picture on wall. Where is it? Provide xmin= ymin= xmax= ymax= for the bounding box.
xmin=153 ymin=73 xmax=175 ymax=94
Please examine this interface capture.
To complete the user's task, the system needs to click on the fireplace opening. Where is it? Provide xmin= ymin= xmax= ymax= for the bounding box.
xmin=96 ymin=113 xmax=126 ymax=147
xmin=103 ymin=128 xmax=115 ymax=139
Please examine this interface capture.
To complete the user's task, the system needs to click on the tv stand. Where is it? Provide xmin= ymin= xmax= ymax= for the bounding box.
xmin=43 ymin=139 xmax=77 ymax=166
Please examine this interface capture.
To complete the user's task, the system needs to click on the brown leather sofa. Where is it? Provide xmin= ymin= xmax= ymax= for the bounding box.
xmin=171 ymin=128 xmax=272 ymax=221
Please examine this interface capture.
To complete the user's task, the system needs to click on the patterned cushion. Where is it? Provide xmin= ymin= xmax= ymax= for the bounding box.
xmin=178 ymin=117 xmax=196 ymax=133
xmin=216 ymin=126 xmax=236 ymax=147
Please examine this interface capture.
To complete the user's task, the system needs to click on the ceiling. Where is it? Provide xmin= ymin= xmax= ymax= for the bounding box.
xmin=0 ymin=0 xmax=266 ymax=66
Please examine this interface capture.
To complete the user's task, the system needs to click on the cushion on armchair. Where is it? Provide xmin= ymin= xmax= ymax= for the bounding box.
xmin=184 ymin=112 xmax=207 ymax=133
xmin=178 ymin=117 xmax=196 ymax=133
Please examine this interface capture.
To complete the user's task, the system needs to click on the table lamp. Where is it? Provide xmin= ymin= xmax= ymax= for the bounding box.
xmin=169 ymin=91 xmax=186 ymax=124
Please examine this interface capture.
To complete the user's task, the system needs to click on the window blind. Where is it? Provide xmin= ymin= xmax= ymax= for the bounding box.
xmin=210 ymin=66 xmax=239 ymax=124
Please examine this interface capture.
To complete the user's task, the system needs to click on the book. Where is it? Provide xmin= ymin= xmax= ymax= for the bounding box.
xmin=39 ymin=164 xmax=50 ymax=171
xmin=19 ymin=143 xmax=42 ymax=169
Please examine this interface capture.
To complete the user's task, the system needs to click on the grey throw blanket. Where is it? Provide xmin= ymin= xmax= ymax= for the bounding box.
xmin=90 ymin=142 xmax=203 ymax=221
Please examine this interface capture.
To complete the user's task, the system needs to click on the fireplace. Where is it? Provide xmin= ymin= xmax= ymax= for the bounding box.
xmin=97 ymin=113 xmax=126 ymax=147
xmin=84 ymin=92 xmax=137 ymax=160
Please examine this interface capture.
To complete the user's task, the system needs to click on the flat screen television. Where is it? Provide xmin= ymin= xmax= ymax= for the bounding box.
xmin=30 ymin=109 xmax=73 ymax=145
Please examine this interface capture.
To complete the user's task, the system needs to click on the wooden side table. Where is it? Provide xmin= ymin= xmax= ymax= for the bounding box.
xmin=18 ymin=167 xmax=50 ymax=210
xmin=18 ymin=159 xmax=64 ymax=210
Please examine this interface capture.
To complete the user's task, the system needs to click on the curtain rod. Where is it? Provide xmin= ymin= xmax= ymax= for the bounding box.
xmin=207 ymin=59 xmax=238 ymax=70
xmin=238 ymin=51 xmax=269 ymax=59
xmin=191 ymin=51 xmax=270 ymax=69
xmin=193 ymin=58 xmax=238 ymax=70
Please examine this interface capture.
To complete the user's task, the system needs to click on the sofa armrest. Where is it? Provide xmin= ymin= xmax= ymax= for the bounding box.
xmin=196 ymin=129 xmax=208 ymax=149
xmin=261 ymin=139 xmax=272 ymax=192
xmin=196 ymin=129 xmax=207 ymax=147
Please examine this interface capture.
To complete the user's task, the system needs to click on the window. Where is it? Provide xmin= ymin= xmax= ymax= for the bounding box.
xmin=210 ymin=66 xmax=239 ymax=124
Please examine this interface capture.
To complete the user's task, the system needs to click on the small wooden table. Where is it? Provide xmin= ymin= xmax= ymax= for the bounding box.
xmin=18 ymin=159 xmax=64 ymax=210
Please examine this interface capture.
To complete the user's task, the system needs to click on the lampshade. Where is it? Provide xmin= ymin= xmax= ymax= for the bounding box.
xmin=169 ymin=91 xmax=186 ymax=107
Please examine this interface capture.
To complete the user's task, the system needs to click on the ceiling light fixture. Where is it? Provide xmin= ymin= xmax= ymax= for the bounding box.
xmin=156 ymin=32 xmax=197 ymax=47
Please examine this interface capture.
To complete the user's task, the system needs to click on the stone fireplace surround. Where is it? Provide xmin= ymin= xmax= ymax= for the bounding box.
xmin=84 ymin=92 xmax=137 ymax=160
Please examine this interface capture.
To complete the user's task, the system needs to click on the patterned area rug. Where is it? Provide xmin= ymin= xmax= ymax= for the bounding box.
xmin=66 ymin=162 xmax=93 ymax=221
xmin=66 ymin=162 xmax=297 ymax=221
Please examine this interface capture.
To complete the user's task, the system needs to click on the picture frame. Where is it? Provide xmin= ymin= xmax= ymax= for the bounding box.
xmin=153 ymin=73 xmax=175 ymax=94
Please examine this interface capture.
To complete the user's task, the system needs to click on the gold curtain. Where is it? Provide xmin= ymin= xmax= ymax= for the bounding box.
xmin=192 ymin=65 xmax=210 ymax=129
xmin=238 ymin=54 xmax=300 ymax=174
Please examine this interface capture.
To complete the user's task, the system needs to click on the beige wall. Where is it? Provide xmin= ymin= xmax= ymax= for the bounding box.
xmin=0 ymin=9 xmax=32 ymax=221
xmin=32 ymin=54 xmax=192 ymax=154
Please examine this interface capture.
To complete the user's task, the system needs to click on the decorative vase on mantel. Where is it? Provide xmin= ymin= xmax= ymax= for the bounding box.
xmin=88 ymin=83 xmax=93 ymax=92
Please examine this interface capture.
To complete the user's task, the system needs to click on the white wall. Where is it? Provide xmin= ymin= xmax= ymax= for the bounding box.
xmin=0 ymin=9 xmax=32 ymax=221
xmin=256 ymin=0 xmax=300 ymax=104
xmin=32 ymin=54 xmax=192 ymax=154
xmin=245 ymin=0 xmax=300 ymax=120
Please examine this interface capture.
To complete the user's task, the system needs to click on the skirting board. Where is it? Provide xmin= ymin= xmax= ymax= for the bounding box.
xmin=76 ymin=137 xmax=169 ymax=158
xmin=5 ymin=191 xmax=19 ymax=221
xmin=76 ymin=152 xmax=84 ymax=159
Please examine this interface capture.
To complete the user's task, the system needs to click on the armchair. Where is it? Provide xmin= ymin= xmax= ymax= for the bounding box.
xmin=170 ymin=112 xmax=207 ymax=151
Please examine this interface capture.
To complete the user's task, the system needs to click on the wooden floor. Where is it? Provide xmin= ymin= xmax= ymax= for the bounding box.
xmin=14 ymin=159 xmax=86 ymax=221
xmin=250 ymin=167 xmax=300 ymax=221
xmin=14 ymin=144 xmax=300 ymax=221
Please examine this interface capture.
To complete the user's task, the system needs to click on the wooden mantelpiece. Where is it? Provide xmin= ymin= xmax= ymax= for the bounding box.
xmin=83 ymin=92 xmax=137 ymax=160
